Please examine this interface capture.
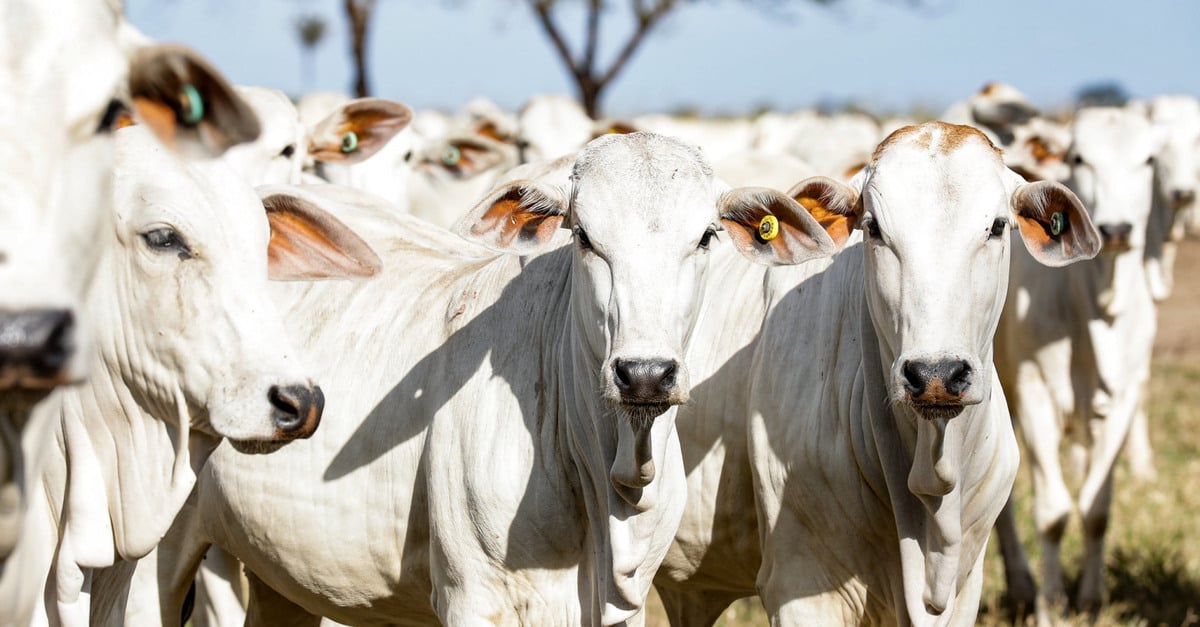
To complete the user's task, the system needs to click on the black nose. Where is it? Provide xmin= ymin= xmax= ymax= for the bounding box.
xmin=0 ymin=309 xmax=74 ymax=389
xmin=613 ymin=359 xmax=678 ymax=404
xmin=1097 ymin=223 xmax=1133 ymax=243
xmin=902 ymin=359 xmax=972 ymax=403
xmin=1171 ymin=189 xmax=1196 ymax=207
xmin=268 ymin=384 xmax=324 ymax=438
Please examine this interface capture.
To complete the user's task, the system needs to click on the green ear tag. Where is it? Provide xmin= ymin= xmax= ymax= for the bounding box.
xmin=340 ymin=131 xmax=359 ymax=154
xmin=442 ymin=145 xmax=462 ymax=167
xmin=1049 ymin=211 xmax=1066 ymax=237
xmin=178 ymin=83 xmax=204 ymax=126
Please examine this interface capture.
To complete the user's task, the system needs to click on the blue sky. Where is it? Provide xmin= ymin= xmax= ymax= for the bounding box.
xmin=126 ymin=0 xmax=1200 ymax=117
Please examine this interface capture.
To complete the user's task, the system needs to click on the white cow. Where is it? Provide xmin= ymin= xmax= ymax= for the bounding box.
xmin=995 ymin=107 xmax=1164 ymax=620
xmin=225 ymin=86 xmax=413 ymax=189
xmin=655 ymin=122 xmax=1099 ymax=626
xmin=941 ymin=82 xmax=1039 ymax=147
xmin=1123 ymin=95 xmax=1200 ymax=481
xmin=406 ymin=131 xmax=521 ymax=227
xmin=0 ymin=0 xmax=260 ymax=568
xmin=0 ymin=125 xmax=380 ymax=626
xmin=150 ymin=133 xmax=839 ymax=626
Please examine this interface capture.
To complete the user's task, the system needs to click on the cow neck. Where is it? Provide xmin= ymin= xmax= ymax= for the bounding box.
xmin=554 ymin=302 xmax=685 ymax=626
xmin=856 ymin=292 xmax=994 ymax=624
xmin=47 ymin=299 xmax=221 ymax=573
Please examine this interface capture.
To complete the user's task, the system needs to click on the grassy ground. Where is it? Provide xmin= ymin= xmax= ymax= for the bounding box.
xmin=646 ymin=241 xmax=1200 ymax=626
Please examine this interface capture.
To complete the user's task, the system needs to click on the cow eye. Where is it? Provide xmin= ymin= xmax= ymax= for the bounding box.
xmin=141 ymin=228 xmax=192 ymax=259
xmin=698 ymin=227 xmax=718 ymax=250
xmin=279 ymin=144 xmax=296 ymax=158
xmin=97 ymin=99 xmax=131 ymax=134
xmin=573 ymin=226 xmax=593 ymax=250
xmin=1071 ymin=153 xmax=1085 ymax=166
xmin=863 ymin=215 xmax=882 ymax=240
xmin=988 ymin=218 xmax=1007 ymax=240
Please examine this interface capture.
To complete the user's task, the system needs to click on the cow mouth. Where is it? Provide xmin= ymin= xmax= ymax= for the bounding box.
xmin=616 ymin=401 xmax=672 ymax=424
xmin=908 ymin=402 xmax=965 ymax=421
xmin=228 ymin=438 xmax=289 ymax=455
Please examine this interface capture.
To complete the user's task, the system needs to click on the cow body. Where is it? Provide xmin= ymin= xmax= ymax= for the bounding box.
xmin=659 ymin=122 xmax=1098 ymax=626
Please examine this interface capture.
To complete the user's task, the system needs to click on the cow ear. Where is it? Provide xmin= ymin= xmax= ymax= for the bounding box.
xmin=1010 ymin=179 xmax=1101 ymax=267
xmin=258 ymin=187 xmax=382 ymax=280
xmin=309 ymin=98 xmax=413 ymax=164
xmin=127 ymin=44 xmax=260 ymax=158
xmin=719 ymin=184 xmax=841 ymax=266
xmin=786 ymin=175 xmax=862 ymax=248
xmin=454 ymin=180 xmax=568 ymax=255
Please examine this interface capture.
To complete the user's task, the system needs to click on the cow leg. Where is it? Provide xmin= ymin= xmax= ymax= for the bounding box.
xmin=1124 ymin=392 xmax=1156 ymax=482
xmin=656 ymin=586 xmax=742 ymax=627
xmin=1012 ymin=382 xmax=1072 ymax=617
xmin=193 ymin=547 xmax=248 ymax=627
xmin=1077 ymin=467 xmax=1114 ymax=616
xmin=244 ymin=570 xmax=320 ymax=627
xmin=994 ymin=495 xmax=1036 ymax=614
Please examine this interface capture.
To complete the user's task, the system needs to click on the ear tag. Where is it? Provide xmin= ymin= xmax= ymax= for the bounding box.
xmin=1049 ymin=211 xmax=1066 ymax=237
xmin=442 ymin=145 xmax=462 ymax=167
xmin=178 ymin=83 xmax=204 ymax=126
xmin=758 ymin=214 xmax=780 ymax=242
xmin=340 ymin=131 xmax=359 ymax=153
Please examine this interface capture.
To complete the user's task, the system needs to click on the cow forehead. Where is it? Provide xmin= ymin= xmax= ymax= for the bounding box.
xmin=869 ymin=125 xmax=1008 ymax=224
xmin=115 ymin=128 xmax=268 ymax=246
xmin=1 ymin=0 xmax=125 ymax=134
xmin=570 ymin=133 xmax=716 ymax=234
xmin=1073 ymin=108 xmax=1157 ymax=163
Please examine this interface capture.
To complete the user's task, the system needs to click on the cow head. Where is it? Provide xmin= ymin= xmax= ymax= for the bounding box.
xmin=858 ymin=123 xmax=1099 ymax=419
xmin=105 ymin=127 xmax=378 ymax=451
xmin=457 ymin=132 xmax=841 ymax=493
xmin=1148 ymin=96 xmax=1200 ymax=212
xmin=0 ymin=3 xmax=258 ymax=400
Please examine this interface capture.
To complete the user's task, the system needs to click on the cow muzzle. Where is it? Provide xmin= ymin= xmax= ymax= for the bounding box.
xmin=610 ymin=357 xmax=687 ymax=411
xmin=268 ymin=383 xmax=324 ymax=440
xmin=1096 ymin=222 xmax=1134 ymax=252
xmin=0 ymin=309 xmax=76 ymax=391
xmin=897 ymin=355 xmax=981 ymax=419
xmin=1171 ymin=188 xmax=1197 ymax=210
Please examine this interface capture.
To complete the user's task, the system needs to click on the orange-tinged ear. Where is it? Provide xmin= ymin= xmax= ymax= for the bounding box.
xmin=785 ymin=175 xmax=862 ymax=249
xmin=128 ymin=44 xmax=260 ymax=158
xmin=260 ymin=189 xmax=382 ymax=280
xmin=1010 ymin=180 xmax=1101 ymax=267
xmin=719 ymin=186 xmax=839 ymax=266
xmin=309 ymin=98 xmax=413 ymax=164
xmin=454 ymin=180 xmax=568 ymax=255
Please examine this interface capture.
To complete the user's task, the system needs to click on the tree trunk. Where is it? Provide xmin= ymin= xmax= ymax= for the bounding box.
xmin=578 ymin=78 xmax=602 ymax=119
xmin=345 ymin=0 xmax=374 ymax=97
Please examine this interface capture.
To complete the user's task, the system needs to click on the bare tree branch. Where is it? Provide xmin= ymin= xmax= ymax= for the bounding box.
xmin=530 ymin=0 xmax=585 ymax=80
xmin=597 ymin=0 xmax=675 ymax=88
xmin=581 ymin=0 xmax=603 ymax=77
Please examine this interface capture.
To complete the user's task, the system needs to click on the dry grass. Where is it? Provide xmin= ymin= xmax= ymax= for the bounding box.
xmin=644 ymin=360 xmax=1200 ymax=626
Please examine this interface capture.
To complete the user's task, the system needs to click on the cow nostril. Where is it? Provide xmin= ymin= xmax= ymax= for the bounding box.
xmin=268 ymin=384 xmax=324 ymax=437
xmin=0 ymin=309 xmax=75 ymax=385
xmin=614 ymin=360 xmax=633 ymax=389
xmin=33 ymin=311 xmax=74 ymax=377
xmin=1172 ymin=189 xmax=1197 ymax=206
xmin=902 ymin=360 xmax=929 ymax=395
xmin=945 ymin=361 xmax=973 ymax=396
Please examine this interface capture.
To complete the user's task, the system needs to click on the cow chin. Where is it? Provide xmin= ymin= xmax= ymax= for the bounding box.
xmin=906 ymin=403 xmax=966 ymax=421
xmin=228 ymin=438 xmax=288 ymax=455
xmin=617 ymin=402 xmax=672 ymax=431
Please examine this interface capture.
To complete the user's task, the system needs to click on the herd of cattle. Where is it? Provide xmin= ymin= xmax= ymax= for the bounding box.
xmin=2 ymin=1 xmax=1199 ymax=626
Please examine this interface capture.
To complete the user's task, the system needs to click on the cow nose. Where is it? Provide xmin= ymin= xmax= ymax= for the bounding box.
xmin=613 ymin=358 xmax=678 ymax=404
xmin=0 ymin=309 xmax=74 ymax=389
xmin=1171 ymin=189 xmax=1197 ymax=208
xmin=268 ymin=383 xmax=324 ymax=439
xmin=902 ymin=358 xmax=972 ymax=404
xmin=1096 ymin=223 xmax=1133 ymax=247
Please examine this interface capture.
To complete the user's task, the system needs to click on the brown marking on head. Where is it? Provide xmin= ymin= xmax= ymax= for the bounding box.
xmin=872 ymin=122 xmax=1002 ymax=165
xmin=842 ymin=162 xmax=866 ymax=180
xmin=980 ymin=82 xmax=1000 ymax=96
xmin=475 ymin=120 xmax=512 ymax=143
xmin=1026 ymin=136 xmax=1063 ymax=166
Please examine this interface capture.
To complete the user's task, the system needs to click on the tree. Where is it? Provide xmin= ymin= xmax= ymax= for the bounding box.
xmin=295 ymin=14 xmax=328 ymax=89
xmin=344 ymin=0 xmax=379 ymax=97
xmin=527 ymin=0 xmax=841 ymax=118
xmin=1075 ymin=81 xmax=1130 ymax=109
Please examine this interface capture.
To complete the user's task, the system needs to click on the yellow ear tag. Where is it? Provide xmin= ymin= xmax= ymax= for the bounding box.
xmin=758 ymin=215 xmax=780 ymax=241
